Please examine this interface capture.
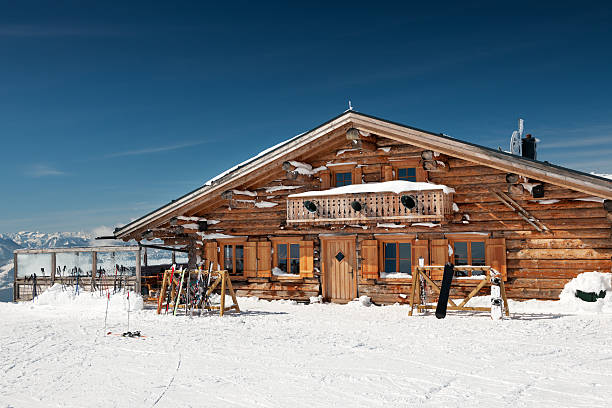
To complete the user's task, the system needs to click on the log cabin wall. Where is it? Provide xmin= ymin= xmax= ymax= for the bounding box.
xmin=159 ymin=135 xmax=612 ymax=304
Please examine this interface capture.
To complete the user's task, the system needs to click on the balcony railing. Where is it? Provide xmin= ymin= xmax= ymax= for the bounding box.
xmin=287 ymin=189 xmax=453 ymax=224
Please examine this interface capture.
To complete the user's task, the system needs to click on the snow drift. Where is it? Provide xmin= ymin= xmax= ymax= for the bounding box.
xmin=28 ymin=284 xmax=143 ymax=313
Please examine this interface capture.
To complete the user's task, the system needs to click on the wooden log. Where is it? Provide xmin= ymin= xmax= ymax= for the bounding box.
xmin=507 ymin=184 xmax=524 ymax=195
xmin=508 ymin=268 xmax=597 ymax=278
xmin=351 ymin=139 xmax=377 ymax=151
xmin=507 ymin=259 xmax=612 ymax=269
xmin=421 ymin=150 xmax=434 ymax=160
xmin=423 ymin=160 xmax=449 ymax=172
xmin=506 ymin=173 xmax=519 ymax=184
xmin=506 ymin=238 xmax=612 ymax=250
xmin=507 ymin=248 xmax=612 ymax=260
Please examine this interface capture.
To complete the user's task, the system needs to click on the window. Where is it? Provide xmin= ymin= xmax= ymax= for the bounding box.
xmin=277 ymin=243 xmax=300 ymax=274
xmin=334 ymin=172 xmax=352 ymax=187
xmin=222 ymin=244 xmax=244 ymax=276
xmin=397 ymin=168 xmax=417 ymax=181
xmin=383 ymin=242 xmax=412 ymax=274
xmin=451 ymin=240 xmax=485 ymax=276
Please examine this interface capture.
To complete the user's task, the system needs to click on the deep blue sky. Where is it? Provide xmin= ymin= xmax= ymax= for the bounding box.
xmin=1 ymin=1 xmax=611 ymax=233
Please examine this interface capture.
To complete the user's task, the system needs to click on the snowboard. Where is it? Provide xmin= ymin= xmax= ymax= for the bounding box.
xmin=490 ymin=271 xmax=503 ymax=320
xmin=435 ymin=263 xmax=455 ymax=319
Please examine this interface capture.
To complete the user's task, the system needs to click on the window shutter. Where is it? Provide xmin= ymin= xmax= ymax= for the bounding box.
xmin=320 ymin=170 xmax=331 ymax=189
xmin=416 ymin=165 xmax=427 ymax=182
xmin=361 ymin=240 xmax=379 ymax=279
xmin=486 ymin=238 xmax=507 ymax=281
xmin=382 ymin=165 xmax=393 ymax=181
xmin=412 ymin=239 xmax=429 ymax=275
xmin=244 ymin=242 xmax=257 ymax=277
xmin=299 ymin=241 xmax=314 ymax=278
xmin=256 ymin=241 xmax=271 ymax=277
xmin=430 ymin=239 xmax=448 ymax=280
xmin=352 ymin=167 xmax=362 ymax=184
xmin=204 ymin=242 xmax=218 ymax=269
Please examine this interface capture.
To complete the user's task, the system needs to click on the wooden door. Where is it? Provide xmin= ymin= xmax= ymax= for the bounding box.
xmin=321 ymin=237 xmax=356 ymax=303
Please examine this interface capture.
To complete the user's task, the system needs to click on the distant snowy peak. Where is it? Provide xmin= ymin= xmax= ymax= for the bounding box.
xmin=1 ymin=231 xmax=93 ymax=250
xmin=590 ymin=172 xmax=612 ymax=180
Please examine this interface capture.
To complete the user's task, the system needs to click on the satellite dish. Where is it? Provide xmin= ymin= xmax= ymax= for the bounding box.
xmin=510 ymin=118 xmax=524 ymax=156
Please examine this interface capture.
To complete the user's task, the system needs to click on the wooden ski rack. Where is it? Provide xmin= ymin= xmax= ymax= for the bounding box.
xmin=409 ymin=266 xmax=510 ymax=317
xmin=156 ymin=269 xmax=240 ymax=316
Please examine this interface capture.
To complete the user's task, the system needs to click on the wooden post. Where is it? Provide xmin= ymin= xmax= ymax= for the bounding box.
xmin=409 ymin=268 xmax=419 ymax=316
xmin=50 ymin=253 xmax=56 ymax=286
xmin=91 ymin=252 xmax=97 ymax=291
xmin=220 ymin=271 xmax=227 ymax=316
xmin=13 ymin=252 xmax=18 ymax=302
xmin=144 ymin=247 xmax=148 ymax=267
xmin=135 ymin=248 xmax=142 ymax=295
xmin=157 ymin=270 xmax=169 ymax=314
xmin=172 ymin=251 xmax=176 ymax=265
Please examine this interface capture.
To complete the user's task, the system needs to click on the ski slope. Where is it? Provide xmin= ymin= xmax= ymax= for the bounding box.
xmin=1 ymin=290 xmax=611 ymax=408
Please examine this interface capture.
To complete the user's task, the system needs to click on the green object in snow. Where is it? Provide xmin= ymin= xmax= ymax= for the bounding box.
xmin=575 ymin=289 xmax=607 ymax=302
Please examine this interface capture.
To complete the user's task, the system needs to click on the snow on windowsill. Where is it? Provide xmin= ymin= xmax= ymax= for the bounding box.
xmin=272 ymin=267 xmax=300 ymax=278
xmin=380 ymin=272 xmax=412 ymax=279
xmin=289 ymin=180 xmax=455 ymax=198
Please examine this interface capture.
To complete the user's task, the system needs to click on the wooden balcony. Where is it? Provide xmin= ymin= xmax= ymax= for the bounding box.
xmin=287 ymin=189 xmax=453 ymax=224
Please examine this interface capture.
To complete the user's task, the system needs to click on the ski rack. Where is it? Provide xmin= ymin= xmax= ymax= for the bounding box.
xmin=409 ymin=266 xmax=510 ymax=317
xmin=156 ymin=269 xmax=240 ymax=316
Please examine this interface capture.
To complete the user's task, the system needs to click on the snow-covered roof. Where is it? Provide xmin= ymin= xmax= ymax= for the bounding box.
xmin=114 ymin=111 xmax=612 ymax=239
xmin=289 ymin=180 xmax=455 ymax=198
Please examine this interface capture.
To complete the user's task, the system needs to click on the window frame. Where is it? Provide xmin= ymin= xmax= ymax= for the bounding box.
xmin=375 ymin=236 xmax=416 ymax=278
xmin=330 ymin=164 xmax=356 ymax=187
xmin=396 ymin=167 xmax=417 ymax=182
xmin=449 ymin=239 xmax=486 ymax=276
xmin=219 ymin=240 xmax=246 ymax=277
xmin=270 ymin=236 xmax=302 ymax=277
xmin=391 ymin=160 xmax=425 ymax=182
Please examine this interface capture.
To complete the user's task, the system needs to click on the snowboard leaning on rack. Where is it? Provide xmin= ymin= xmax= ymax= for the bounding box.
xmin=435 ymin=263 xmax=455 ymax=319
xmin=490 ymin=271 xmax=503 ymax=320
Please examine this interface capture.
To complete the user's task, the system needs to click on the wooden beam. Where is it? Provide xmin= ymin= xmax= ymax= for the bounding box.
xmin=13 ymin=252 xmax=17 ymax=302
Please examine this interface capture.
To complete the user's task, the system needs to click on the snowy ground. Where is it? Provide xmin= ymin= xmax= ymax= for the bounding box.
xmin=1 ymin=286 xmax=612 ymax=408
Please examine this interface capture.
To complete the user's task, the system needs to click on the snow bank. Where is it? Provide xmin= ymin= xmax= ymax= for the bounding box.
xmin=289 ymin=180 xmax=455 ymax=198
xmin=465 ymin=272 xmax=612 ymax=314
xmin=347 ymin=295 xmax=371 ymax=307
xmin=558 ymin=272 xmax=612 ymax=313
xmin=27 ymin=284 xmax=143 ymax=312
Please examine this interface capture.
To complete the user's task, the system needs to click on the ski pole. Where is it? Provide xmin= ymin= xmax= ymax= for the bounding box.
xmin=127 ymin=290 xmax=130 ymax=332
xmin=104 ymin=290 xmax=110 ymax=331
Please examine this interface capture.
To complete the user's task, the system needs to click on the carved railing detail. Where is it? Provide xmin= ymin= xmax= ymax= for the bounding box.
xmin=287 ymin=190 xmax=453 ymax=224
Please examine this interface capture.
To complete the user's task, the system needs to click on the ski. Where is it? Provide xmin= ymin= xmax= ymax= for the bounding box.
xmin=490 ymin=270 xmax=503 ymax=320
xmin=106 ymin=331 xmax=147 ymax=339
xmin=173 ymin=268 xmax=186 ymax=316
xmin=435 ymin=263 xmax=454 ymax=319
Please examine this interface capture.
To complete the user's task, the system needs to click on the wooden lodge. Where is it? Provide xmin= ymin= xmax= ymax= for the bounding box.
xmin=113 ymin=111 xmax=612 ymax=304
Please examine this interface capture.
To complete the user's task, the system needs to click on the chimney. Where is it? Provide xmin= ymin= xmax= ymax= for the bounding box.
xmin=522 ymin=134 xmax=537 ymax=160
